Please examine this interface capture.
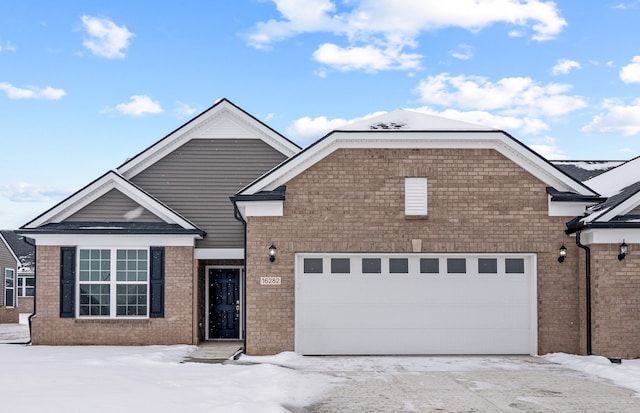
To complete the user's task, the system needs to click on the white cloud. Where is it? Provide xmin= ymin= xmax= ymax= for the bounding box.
xmin=552 ymin=59 xmax=581 ymax=75
xmin=247 ymin=1 xmax=566 ymax=71
xmin=173 ymin=102 xmax=198 ymax=118
xmin=287 ymin=110 xmax=387 ymax=144
xmin=620 ymin=56 xmax=640 ymax=83
xmin=582 ymin=99 xmax=640 ymax=136
xmin=0 ymin=40 xmax=16 ymax=52
xmin=528 ymin=136 xmax=568 ymax=160
xmin=0 ymin=82 xmax=65 ymax=100
xmin=450 ymin=44 xmax=473 ymax=60
xmin=0 ymin=183 xmax=70 ymax=202
xmin=103 ymin=95 xmax=163 ymax=117
xmin=81 ymin=15 xmax=134 ymax=59
xmin=414 ymin=73 xmax=587 ymax=117
xmin=313 ymin=43 xmax=421 ymax=72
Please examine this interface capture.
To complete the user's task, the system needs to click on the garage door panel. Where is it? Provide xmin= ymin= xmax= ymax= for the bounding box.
xmin=299 ymin=303 xmax=530 ymax=330
xmin=298 ymin=276 xmax=530 ymax=305
xmin=296 ymin=254 xmax=536 ymax=355
xmin=297 ymin=328 xmax=532 ymax=355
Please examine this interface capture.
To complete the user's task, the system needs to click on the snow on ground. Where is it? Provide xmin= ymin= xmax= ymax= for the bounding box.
xmin=544 ymin=353 xmax=640 ymax=397
xmin=3 ymin=321 xmax=640 ymax=412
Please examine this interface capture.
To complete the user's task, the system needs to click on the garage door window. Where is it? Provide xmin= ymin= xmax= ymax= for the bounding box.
xmin=303 ymin=258 xmax=323 ymax=274
xmin=331 ymin=258 xmax=350 ymax=274
xmin=447 ymin=258 xmax=466 ymax=274
xmin=389 ymin=258 xmax=409 ymax=273
xmin=420 ymin=258 xmax=439 ymax=274
xmin=478 ymin=258 xmax=498 ymax=274
xmin=362 ymin=258 xmax=381 ymax=274
xmin=506 ymin=258 xmax=525 ymax=274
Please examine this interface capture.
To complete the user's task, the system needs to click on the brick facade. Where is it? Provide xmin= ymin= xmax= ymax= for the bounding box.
xmin=31 ymin=245 xmax=195 ymax=345
xmin=590 ymin=243 xmax=640 ymax=358
xmin=245 ymin=148 xmax=581 ymax=355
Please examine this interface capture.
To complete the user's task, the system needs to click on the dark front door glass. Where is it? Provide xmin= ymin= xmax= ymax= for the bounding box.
xmin=209 ymin=268 xmax=240 ymax=339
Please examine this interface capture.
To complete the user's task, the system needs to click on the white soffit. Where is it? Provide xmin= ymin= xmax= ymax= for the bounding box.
xmin=240 ymin=130 xmax=595 ymax=197
xmin=596 ymin=190 xmax=640 ymax=222
xmin=23 ymin=171 xmax=197 ymax=230
xmin=118 ymin=99 xmax=300 ymax=179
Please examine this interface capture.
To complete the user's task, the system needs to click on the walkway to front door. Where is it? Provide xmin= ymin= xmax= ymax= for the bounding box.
xmin=208 ymin=268 xmax=240 ymax=339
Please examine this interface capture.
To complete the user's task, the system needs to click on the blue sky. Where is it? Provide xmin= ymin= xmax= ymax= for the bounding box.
xmin=2 ymin=0 xmax=640 ymax=229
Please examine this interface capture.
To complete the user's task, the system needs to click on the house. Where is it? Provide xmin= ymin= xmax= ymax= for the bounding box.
xmin=0 ymin=230 xmax=35 ymax=323
xmin=19 ymin=100 xmax=640 ymax=358
xmin=19 ymin=99 xmax=300 ymax=345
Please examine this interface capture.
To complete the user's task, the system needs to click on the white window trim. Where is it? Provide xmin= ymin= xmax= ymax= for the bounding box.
xmin=17 ymin=275 xmax=35 ymax=297
xmin=405 ymin=177 xmax=428 ymax=216
xmin=76 ymin=247 xmax=150 ymax=319
xmin=4 ymin=268 xmax=15 ymax=308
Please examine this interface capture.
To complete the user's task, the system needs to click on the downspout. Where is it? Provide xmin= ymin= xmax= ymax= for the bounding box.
xmin=575 ymin=231 xmax=592 ymax=355
xmin=24 ymin=236 xmax=37 ymax=345
xmin=233 ymin=203 xmax=247 ymax=357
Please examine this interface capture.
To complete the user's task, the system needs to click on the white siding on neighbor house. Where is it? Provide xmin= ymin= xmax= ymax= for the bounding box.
xmin=131 ymin=139 xmax=288 ymax=249
xmin=66 ymin=189 xmax=162 ymax=222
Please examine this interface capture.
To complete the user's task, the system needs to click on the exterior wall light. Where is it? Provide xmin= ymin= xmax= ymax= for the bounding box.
xmin=618 ymin=241 xmax=628 ymax=261
xmin=269 ymin=243 xmax=277 ymax=262
xmin=558 ymin=244 xmax=567 ymax=263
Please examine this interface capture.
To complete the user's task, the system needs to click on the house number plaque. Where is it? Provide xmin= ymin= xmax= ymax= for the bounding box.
xmin=260 ymin=276 xmax=281 ymax=285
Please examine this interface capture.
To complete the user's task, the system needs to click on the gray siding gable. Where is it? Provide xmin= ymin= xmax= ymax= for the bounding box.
xmin=66 ymin=189 xmax=162 ymax=223
xmin=131 ymin=138 xmax=287 ymax=248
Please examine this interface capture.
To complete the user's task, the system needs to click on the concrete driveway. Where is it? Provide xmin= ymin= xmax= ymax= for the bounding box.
xmin=278 ymin=356 xmax=640 ymax=412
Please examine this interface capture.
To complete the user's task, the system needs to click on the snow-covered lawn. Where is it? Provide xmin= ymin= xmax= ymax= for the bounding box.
xmin=3 ymin=322 xmax=640 ymax=412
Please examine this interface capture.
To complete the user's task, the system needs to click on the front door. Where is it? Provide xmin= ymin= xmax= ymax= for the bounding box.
xmin=209 ymin=268 xmax=240 ymax=339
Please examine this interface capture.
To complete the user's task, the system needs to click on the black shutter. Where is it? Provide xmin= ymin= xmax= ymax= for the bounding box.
xmin=60 ymin=247 xmax=76 ymax=318
xmin=149 ymin=246 xmax=165 ymax=318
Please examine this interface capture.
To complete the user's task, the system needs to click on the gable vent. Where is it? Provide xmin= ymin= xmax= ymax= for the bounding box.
xmin=405 ymin=178 xmax=428 ymax=215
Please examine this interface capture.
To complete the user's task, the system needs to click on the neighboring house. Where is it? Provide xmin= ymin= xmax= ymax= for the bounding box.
xmin=18 ymin=101 xmax=640 ymax=359
xmin=0 ymin=230 xmax=35 ymax=323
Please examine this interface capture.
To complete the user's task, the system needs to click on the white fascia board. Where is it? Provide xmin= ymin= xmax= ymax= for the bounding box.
xmin=24 ymin=172 xmax=196 ymax=230
xmin=119 ymin=101 xmax=299 ymax=179
xmin=577 ymin=229 xmax=640 ymax=245
xmin=596 ymin=190 xmax=640 ymax=222
xmin=30 ymin=233 xmax=198 ymax=247
xmin=241 ymin=131 xmax=595 ymax=196
xmin=194 ymin=248 xmax=244 ymax=260
xmin=235 ymin=200 xmax=283 ymax=220
xmin=547 ymin=197 xmax=594 ymax=217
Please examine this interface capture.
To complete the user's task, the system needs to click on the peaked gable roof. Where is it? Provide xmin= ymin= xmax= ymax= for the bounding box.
xmin=21 ymin=170 xmax=203 ymax=236
xmin=118 ymin=98 xmax=301 ymax=179
xmin=583 ymin=155 xmax=640 ymax=196
xmin=237 ymin=110 xmax=597 ymax=198
xmin=0 ymin=230 xmax=35 ymax=273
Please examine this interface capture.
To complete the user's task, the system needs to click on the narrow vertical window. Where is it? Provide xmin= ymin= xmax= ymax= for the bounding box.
xmin=4 ymin=269 xmax=15 ymax=307
xmin=405 ymin=178 xmax=428 ymax=215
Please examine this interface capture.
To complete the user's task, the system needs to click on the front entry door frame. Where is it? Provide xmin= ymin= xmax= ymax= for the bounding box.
xmin=205 ymin=266 xmax=244 ymax=340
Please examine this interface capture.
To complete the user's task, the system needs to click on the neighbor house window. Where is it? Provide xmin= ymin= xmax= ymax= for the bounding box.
xmin=17 ymin=276 xmax=35 ymax=297
xmin=405 ymin=178 xmax=428 ymax=216
xmin=4 ymin=268 xmax=15 ymax=307
xmin=79 ymin=248 xmax=148 ymax=318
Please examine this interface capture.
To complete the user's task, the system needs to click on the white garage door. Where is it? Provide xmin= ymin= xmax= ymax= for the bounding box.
xmin=295 ymin=253 xmax=537 ymax=355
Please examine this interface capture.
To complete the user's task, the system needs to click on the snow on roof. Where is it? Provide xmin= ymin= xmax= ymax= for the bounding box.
xmin=551 ymin=160 xmax=624 ymax=182
xmin=340 ymin=109 xmax=495 ymax=132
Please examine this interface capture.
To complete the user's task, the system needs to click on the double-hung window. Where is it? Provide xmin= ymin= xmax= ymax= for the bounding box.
xmin=4 ymin=268 xmax=15 ymax=307
xmin=78 ymin=248 xmax=148 ymax=318
xmin=17 ymin=276 xmax=35 ymax=297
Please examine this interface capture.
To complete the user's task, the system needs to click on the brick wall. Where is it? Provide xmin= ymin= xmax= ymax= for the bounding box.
xmin=590 ymin=243 xmax=640 ymax=358
xmin=245 ymin=147 xmax=581 ymax=355
xmin=31 ymin=245 xmax=195 ymax=345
